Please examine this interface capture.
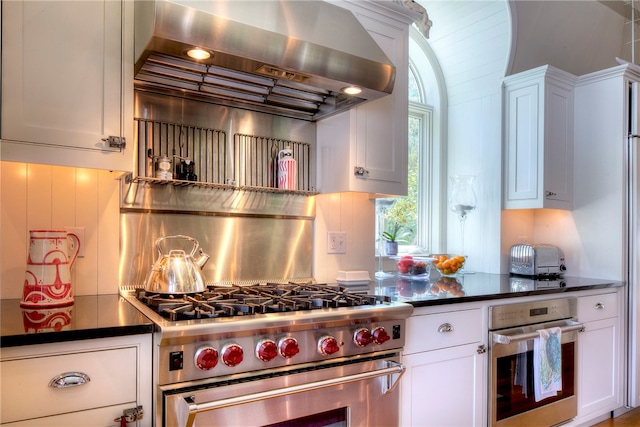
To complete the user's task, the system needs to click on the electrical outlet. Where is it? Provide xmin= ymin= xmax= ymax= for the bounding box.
xmin=65 ymin=226 xmax=85 ymax=257
xmin=327 ymin=232 xmax=346 ymax=254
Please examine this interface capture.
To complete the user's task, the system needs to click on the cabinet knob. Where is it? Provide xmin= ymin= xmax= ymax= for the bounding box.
xmin=437 ymin=323 xmax=453 ymax=333
xmin=477 ymin=344 xmax=487 ymax=354
xmin=354 ymin=166 xmax=369 ymax=178
xmin=545 ymin=190 xmax=557 ymax=197
xmin=595 ymin=302 xmax=605 ymax=310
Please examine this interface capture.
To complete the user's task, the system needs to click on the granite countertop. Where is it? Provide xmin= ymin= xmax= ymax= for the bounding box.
xmin=373 ymin=273 xmax=624 ymax=307
xmin=0 ymin=294 xmax=154 ymax=348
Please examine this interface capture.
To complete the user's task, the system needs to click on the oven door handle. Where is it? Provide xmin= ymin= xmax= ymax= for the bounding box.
xmin=181 ymin=360 xmax=405 ymax=427
xmin=492 ymin=321 xmax=584 ymax=345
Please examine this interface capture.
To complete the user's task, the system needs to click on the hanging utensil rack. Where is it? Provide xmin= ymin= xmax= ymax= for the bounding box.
xmin=131 ymin=118 xmax=316 ymax=195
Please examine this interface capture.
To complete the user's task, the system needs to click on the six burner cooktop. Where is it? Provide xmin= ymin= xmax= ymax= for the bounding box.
xmin=136 ymin=283 xmax=391 ymax=321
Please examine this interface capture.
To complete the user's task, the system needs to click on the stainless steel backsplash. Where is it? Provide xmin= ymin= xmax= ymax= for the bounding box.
xmin=119 ymin=91 xmax=317 ymax=288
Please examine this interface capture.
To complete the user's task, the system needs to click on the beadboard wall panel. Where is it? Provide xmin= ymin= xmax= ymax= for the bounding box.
xmin=0 ymin=161 xmax=120 ymax=298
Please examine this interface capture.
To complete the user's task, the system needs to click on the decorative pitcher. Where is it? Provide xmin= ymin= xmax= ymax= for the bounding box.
xmin=21 ymin=230 xmax=80 ymax=308
xmin=277 ymin=147 xmax=297 ymax=190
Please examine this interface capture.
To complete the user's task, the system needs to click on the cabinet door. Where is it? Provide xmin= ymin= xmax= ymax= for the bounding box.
xmin=316 ymin=3 xmax=409 ymax=195
xmin=576 ymin=292 xmax=622 ymax=420
xmin=350 ymin=12 xmax=408 ymax=195
xmin=1 ymin=0 xmax=133 ymax=171
xmin=401 ymin=343 xmax=486 ymax=427
xmin=503 ymin=66 xmax=574 ymax=209
xmin=542 ymin=81 xmax=573 ymax=207
xmin=504 ymin=83 xmax=541 ymax=206
xmin=577 ymin=316 xmax=621 ymax=418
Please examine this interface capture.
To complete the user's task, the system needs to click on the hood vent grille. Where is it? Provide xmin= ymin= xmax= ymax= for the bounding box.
xmin=136 ymin=53 xmax=362 ymax=120
xmin=134 ymin=0 xmax=395 ymax=121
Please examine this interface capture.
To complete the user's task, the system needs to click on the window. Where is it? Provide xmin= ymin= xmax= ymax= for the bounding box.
xmin=376 ymin=29 xmax=442 ymax=256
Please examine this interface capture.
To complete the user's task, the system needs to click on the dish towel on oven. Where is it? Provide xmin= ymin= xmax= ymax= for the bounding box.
xmin=514 ymin=341 xmax=528 ymax=398
xmin=534 ymin=326 xmax=562 ymax=402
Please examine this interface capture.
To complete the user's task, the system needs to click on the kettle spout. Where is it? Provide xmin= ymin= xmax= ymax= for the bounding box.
xmin=195 ymin=249 xmax=210 ymax=269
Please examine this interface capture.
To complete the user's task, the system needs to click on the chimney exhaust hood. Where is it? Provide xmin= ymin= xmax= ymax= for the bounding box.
xmin=134 ymin=0 xmax=397 ymax=121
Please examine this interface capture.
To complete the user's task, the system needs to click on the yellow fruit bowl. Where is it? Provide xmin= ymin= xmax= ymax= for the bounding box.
xmin=431 ymin=254 xmax=466 ymax=276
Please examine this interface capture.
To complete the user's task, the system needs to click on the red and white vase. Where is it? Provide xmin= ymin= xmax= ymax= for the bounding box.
xmin=277 ymin=147 xmax=297 ymax=191
xmin=22 ymin=305 xmax=73 ymax=333
xmin=21 ymin=230 xmax=80 ymax=308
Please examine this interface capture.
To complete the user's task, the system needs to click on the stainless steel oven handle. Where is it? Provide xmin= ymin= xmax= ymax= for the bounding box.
xmin=492 ymin=321 xmax=584 ymax=345
xmin=182 ymin=360 xmax=405 ymax=427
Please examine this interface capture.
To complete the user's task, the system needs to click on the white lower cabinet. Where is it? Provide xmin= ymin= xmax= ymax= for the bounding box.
xmin=575 ymin=291 xmax=623 ymax=423
xmin=0 ymin=335 xmax=152 ymax=427
xmin=401 ymin=307 xmax=486 ymax=426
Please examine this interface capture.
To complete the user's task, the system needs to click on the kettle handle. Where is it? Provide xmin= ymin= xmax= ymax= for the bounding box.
xmin=155 ymin=235 xmax=200 ymax=257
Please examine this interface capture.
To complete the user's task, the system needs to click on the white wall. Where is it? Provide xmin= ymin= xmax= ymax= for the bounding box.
xmin=0 ymin=161 xmax=121 ymax=298
xmin=418 ymin=1 xmax=511 ymax=273
xmin=313 ymin=192 xmax=376 ymax=283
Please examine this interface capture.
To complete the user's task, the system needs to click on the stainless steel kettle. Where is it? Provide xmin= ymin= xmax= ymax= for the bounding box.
xmin=144 ymin=235 xmax=210 ymax=294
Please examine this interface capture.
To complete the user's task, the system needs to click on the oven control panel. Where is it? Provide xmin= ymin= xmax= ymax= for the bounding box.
xmin=489 ymin=297 xmax=577 ymax=330
xmin=157 ymin=319 xmax=405 ymax=384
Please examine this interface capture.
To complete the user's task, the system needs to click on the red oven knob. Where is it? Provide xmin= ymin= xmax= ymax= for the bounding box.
xmin=318 ymin=335 xmax=341 ymax=356
xmin=194 ymin=346 xmax=219 ymax=370
xmin=221 ymin=343 xmax=244 ymax=367
xmin=256 ymin=339 xmax=278 ymax=362
xmin=278 ymin=337 xmax=300 ymax=359
xmin=372 ymin=327 xmax=391 ymax=344
xmin=353 ymin=328 xmax=373 ymax=347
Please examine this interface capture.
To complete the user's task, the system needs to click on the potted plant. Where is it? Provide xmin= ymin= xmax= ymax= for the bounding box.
xmin=381 ymin=222 xmax=409 ymax=256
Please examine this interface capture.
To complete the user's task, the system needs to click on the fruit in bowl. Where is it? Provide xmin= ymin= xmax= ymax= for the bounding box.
xmin=409 ymin=261 xmax=427 ymax=275
xmin=431 ymin=254 xmax=466 ymax=276
xmin=396 ymin=256 xmax=430 ymax=276
xmin=396 ymin=256 xmax=414 ymax=274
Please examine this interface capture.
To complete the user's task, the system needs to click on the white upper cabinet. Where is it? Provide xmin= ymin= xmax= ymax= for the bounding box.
xmin=503 ymin=65 xmax=576 ymax=209
xmin=316 ymin=1 xmax=416 ymax=195
xmin=1 ymin=0 xmax=134 ymax=172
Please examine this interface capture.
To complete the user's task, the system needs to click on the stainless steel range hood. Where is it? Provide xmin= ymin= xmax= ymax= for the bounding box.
xmin=134 ymin=0 xmax=396 ymax=121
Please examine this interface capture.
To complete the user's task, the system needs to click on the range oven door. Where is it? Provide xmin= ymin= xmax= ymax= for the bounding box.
xmin=162 ymin=353 xmax=404 ymax=427
xmin=489 ymin=320 xmax=583 ymax=427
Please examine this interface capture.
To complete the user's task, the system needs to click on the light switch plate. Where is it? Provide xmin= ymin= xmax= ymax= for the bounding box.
xmin=327 ymin=232 xmax=346 ymax=254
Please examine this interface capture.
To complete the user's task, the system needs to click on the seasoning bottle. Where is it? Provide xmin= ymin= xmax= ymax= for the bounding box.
xmin=277 ymin=146 xmax=297 ymax=190
xmin=154 ymin=155 xmax=173 ymax=179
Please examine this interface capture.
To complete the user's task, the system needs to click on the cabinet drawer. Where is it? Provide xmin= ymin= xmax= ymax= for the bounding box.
xmin=2 ymin=403 xmax=137 ymax=427
xmin=404 ymin=309 xmax=483 ymax=354
xmin=1 ymin=347 xmax=137 ymax=424
xmin=578 ymin=292 xmax=618 ymax=323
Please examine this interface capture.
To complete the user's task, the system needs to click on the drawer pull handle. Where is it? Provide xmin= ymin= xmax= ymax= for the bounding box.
xmin=49 ymin=372 xmax=91 ymax=388
xmin=595 ymin=302 xmax=605 ymax=310
xmin=438 ymin=323 xmax=453 ymax=333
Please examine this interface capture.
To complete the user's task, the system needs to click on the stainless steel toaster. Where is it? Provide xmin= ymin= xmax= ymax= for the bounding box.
xmin=509 ymin=244 xmax=566 ymax=276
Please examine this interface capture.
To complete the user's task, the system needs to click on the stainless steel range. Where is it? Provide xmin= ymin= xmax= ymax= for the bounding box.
xmin=122 ymin=282 xmax=413 ymax=427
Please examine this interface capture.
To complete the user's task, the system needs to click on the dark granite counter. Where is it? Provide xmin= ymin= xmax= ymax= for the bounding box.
xmin=373 ymin=273 xmax=624 ymax=308
xmin=0 ymin=294 xmax=154 ymax=347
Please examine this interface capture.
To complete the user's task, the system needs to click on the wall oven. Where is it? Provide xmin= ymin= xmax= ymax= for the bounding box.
xmin=489 ymin=297 xmax=584 ymax=427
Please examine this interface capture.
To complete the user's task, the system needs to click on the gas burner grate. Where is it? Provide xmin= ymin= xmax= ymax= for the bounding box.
xmin=136 ymin=283 xmax=390 ymax=321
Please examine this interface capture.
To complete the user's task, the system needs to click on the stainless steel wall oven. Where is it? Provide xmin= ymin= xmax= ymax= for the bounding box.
xmin=488 ymin=298 xmax=584 ymax=427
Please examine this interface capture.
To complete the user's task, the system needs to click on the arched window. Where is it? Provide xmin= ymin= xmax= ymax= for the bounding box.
xmin=376 ymin=29 xmax=442 ymax=257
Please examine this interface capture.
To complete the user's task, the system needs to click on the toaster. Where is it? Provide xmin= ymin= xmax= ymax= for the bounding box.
xmin=509 ymin=244 xmax=566 ymax=276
